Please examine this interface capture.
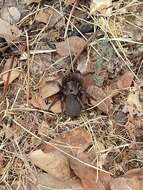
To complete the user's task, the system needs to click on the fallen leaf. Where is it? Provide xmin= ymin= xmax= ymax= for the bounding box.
xmin=49 ymin=99 xmax=62 ymax=113
xmin=30 ymin=94 xmax=48 ymax=110
xmin=56 ymin=36 xmax=86 ymax=57
xmin=39 ymin=81 xmax=60 ymax=99
xmin=90 ymin=0 xmax=112 ymax=16
xmin=38 ymin=121 xmax=49 ymax=136
xmin=77 ymin=52 xmax=95 ymax=74
xmin=30 ymin=149 xmax=71 ymax=180
xmin=30 ymin=54 xmax=52 ymax=76
xmin=24 ymin=0 xmax=41 ymax=5
xmin=117 ymin=71 xmax=134 ymax=89
xmin=1 ymin=7 xmax=21 ymax=24
xmin=87 ymin=85 xmax=113 ymax=114
xmin=29 ymin=173 xmax=84 ymax=190
xmin=70 ymin=156 xmax=112 ymax=190
xmin=2 ymin=57 xmax=20 ymax=84
xmin=0 ymin=186 xmax=5 ymax=190
xmin=35 ymin=9 xmax=50 ymax=24
xmin=125 ymin=167 xmax=143 ymax=178
xmin=0 ymin=18 xmax=21 ymax=42
xmin=35 ymin=9 xmax=64 ymax=28
xmin=49 ymin=128 xmax=92 ymax=155
xmin=64 ymin=0 xmax=77 ymax=5
xmin=0 ymin=153 xmax=4 ymax=175
xmin=126 ymin=86 xmax=142 ymax=116
xmin=110 ymin=168 xmax=143 ymax=190
xmin=4 ymin=124 xmax=22 ymax=140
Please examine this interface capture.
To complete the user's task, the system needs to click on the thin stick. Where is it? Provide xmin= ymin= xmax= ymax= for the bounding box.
xmin=3 ymin=55 xmax=15 ymax=97
xmin=64 ymin=0 xmax=79 ymax=39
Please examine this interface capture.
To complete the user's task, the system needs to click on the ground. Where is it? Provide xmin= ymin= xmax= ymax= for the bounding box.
xmin=0 ymin=0 xmax=143 ymax=189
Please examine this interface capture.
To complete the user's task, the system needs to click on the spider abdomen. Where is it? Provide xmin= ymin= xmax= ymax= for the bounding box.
xmin=65 ymin=94 xmax=81 ymax=117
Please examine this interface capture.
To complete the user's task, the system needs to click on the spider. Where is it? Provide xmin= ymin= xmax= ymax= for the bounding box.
xmin=49 ymin=70 xmax=93 ymax=118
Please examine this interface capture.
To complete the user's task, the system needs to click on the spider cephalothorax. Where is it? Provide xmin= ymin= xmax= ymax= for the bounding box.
xmin=60 ymin=71 xmax=84 ymax=117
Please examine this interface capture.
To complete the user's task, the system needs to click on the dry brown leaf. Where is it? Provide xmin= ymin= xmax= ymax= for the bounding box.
xmin=125 ymin=168 xmax=143 ymax=178
xmin=1 ymin=7 xmax=21 ymax=24
xmin=117 ymin=71 xmax=134 ymax=89
xmin=29 ymin=173 xmax=84 ymax=190
xmin=38 ymin=121 xmax=49 ymax=136
xmin=110 ymin=168 xmax=143 ymax=190
xmin=87 ymin=85 xmax=113 ymax=114
xmin=77 ymin=53 xmax=95 ymax=74
xmin=39 ymin=81 xmax=60 ymax=99
xmin=24 ymin=0 xmax=41 ymax=5
xmin=90 ymin=0 xmax=112 ymax=16
xmin=56 ymin=36 xmax=86 ymax=57
xmin=35 ymin=9 xmax=50 ymax=24
xmin=49 ymin=128 xmax=92 ymax=155
xmin=2 ymin=69 xmax=19 ymax=84
xmin=126 ymin=86 xmax=142 ymax=116
xmin=4 ymin=124 xmax=22 ymax=140
xmin=30 ymin=149 xmax=71 ymax=180
xmin=2 ymin=57 xmax=20 ymax=84
xmin=49 ymin=99 xmax=62 ymax=113
xmin=35 ymin=9 xmax=64 ymax=28
xmin=0 ymin=18 xmax=21 ymax=42
xmin=0 ymin=186 xmax=5 ymax=190
xmin=0 ymin=154 xmax=4 ymax=175
xmin=70 ymin=157 xmax=112 ymax=190
xmin=64 ymin=0 xmax=77 ymax=5
xmin=30 ymin=94 xmax=48 ymax=110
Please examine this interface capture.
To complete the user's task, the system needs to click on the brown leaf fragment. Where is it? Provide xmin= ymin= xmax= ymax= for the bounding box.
xmin=28 ymin=173 xmax=85 ymax=190
xmin=1 ymin=7 xmax=21 ymax=24
xmin=44 ymin=128 xmax=92 ymax=157
xmin=30 ymin=94 xmax=48 ymax=110
xmin=2 ymin=57 xmax=20 ymax=84
xmin=56 ymin=36 xmax=86 ymax=57
xmin=110 ymin=173 xmax=143 ymax=190
xmin=70 ymin=157 xmax=111 ymax=190
xmin=35 ymin=9 xmax=50 ymax=24
xmin=90 ymin=0 xmax=112 ymax=16
xmin=0 ymin=18 xmax=21 ymax=42
xmin=24 ymin=0 xmax=41 ymax=5
xmin=38 ymin=121 xmax=49 ymax=136
xmin=0 ymin=153 xmax=4 ymax=175
xmin=110 ymin=168 xmax=143 ymax=190
xmin=35 ymin=9 xmax=64 ymax=28
xmin=65 ymin=0 xmax=77 ymax=5
xmin=30 ymin=149 xmax=71 ymax=180
xmin=87 ymin=85 xmax=113 ymax=114
xmin=117 ymin=71 xmax=134 ymax=89
xmin=39 ymin=81 xmax=60 ymax=99
xmin=4 ymin=124 xmax=22 ymax=140
xmin=124 ymin=85 xmax=143 ymax=116
xmin=49 ymin=99 xmax=62 ymax=113
xmin=51 ymin=128 xmax=92 ymax=155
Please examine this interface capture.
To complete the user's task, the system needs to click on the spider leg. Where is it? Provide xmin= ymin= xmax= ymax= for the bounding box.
xmin=81 ymin=90 xmax=96 ymax=105
xmin=83 ymin=71 xmax=95 ymax=76
xmin=47 ymin=95 xmax=60 ymax=111
xmin=61 ymin=96 xmax=65 ymax=114
xmin=77 ymin=96 xmax=85 ymax=109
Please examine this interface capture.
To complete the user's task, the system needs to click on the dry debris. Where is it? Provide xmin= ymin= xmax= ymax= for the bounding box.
xmin=0 ymin=0 xmax=143 ymax=189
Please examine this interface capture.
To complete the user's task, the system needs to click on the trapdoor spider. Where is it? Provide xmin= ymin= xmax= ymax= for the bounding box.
xmin=49 ymin=70 xmax=94 ymax=118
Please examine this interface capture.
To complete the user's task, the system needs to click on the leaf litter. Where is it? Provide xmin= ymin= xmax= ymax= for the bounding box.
xmin=0 ymin=0 xmax=143 ymax=189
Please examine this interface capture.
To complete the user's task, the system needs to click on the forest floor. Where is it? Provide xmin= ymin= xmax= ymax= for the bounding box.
xmin=0 ymin=0 xmax=143 ymax=189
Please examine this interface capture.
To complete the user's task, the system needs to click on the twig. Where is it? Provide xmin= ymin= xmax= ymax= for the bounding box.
xmin=64 ymin=0 xmax=79 ymax=38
